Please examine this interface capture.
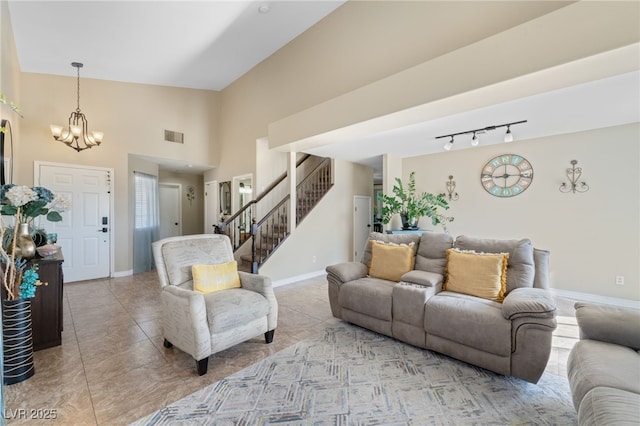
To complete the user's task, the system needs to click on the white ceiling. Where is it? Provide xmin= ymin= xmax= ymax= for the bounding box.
xmin=8 ymin=0 xmax=345 ymax=91
xmin=7 ymin=1 xmax=640 ymax=177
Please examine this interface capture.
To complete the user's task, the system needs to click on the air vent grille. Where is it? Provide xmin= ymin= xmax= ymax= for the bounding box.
xmin=164 ymin=130 xmax=184 ymax=144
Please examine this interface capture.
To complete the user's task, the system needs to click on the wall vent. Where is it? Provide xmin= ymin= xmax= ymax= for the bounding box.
xmin=164 ymin=130 xmax=184 ymax=144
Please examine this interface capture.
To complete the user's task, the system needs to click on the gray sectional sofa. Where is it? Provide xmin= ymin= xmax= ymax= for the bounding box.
xmin=567 ymin=302 xmax=640 ymax=425
xmin=326 ymin=231 xmax=557 ymax=383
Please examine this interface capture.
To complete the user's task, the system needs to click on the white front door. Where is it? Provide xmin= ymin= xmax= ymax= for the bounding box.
xmin=353 ymin=196 xmax=372 ymax=262
xmin=159 ymin=184 xmax=181 ymax=239
xmin=37 ymin=163 xmax=112 ymax=283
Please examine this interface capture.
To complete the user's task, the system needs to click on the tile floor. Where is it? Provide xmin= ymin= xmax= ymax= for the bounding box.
xmin=2 ymin=272 xmax=579 ymax=425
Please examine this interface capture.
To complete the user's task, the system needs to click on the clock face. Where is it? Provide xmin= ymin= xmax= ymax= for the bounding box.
xmin=481 ymin=154 xmax=533 ymax=197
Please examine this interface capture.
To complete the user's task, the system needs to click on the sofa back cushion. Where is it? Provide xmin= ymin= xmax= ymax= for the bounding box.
xmin=360 ymin=232 xmax=421 ymax=268
xmin=160 ymin=235 xmax=234 ymax=286
xmin=454 ymin=236 xmax=535 ymax=294
xmin=415 ymin=232 xmax=454 ymax=275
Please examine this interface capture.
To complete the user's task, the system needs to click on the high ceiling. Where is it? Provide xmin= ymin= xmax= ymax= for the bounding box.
xmin=7 ymin=1 xmax=640 ymax=177
xmin=8 ymin=0 xmax=345 ymax=91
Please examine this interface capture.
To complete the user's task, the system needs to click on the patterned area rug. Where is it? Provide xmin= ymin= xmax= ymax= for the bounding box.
xmin=133 ymin=323 xmax=577 ymax=425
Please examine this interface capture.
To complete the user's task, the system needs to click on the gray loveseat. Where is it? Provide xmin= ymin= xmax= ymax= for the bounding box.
xmin=567 ymin=302 xmax=640 ymax=425
xmin=326 ymin=231 xmax=557 ymax=383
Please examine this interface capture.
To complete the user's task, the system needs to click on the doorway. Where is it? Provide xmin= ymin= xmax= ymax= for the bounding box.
xmin=158 ymin=183 xmax=182 ymax=239
xmin=353 ymin=196 xmax=372 ymax=262
xmin=35 ymin=162 xmax=113 ymax=282
xmin=204 ymin=180 xmax=218 ymax=234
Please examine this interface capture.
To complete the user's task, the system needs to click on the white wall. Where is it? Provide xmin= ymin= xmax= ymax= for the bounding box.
xmin=403 ymin=123 xmax=639 ymax=302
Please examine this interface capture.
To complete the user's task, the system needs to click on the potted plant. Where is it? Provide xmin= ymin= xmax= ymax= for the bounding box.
xmin=378 ymin=171 xmax=453 ymax=231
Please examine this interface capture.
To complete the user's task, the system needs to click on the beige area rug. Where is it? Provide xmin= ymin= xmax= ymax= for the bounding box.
xmin=133 ymin=323 xmax=577 ymax=425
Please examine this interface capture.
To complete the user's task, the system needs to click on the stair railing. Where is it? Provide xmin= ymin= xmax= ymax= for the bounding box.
xmin=217 ymin=154 xmax=311 ymax=251
xmin=218 ymin=156 xmax=333 ymax=272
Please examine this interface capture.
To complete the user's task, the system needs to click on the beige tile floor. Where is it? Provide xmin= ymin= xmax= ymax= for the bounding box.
xmin=3 ymin=272 xmax=579 ymax=425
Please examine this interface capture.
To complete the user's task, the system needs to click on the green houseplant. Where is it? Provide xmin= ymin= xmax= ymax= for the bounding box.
xmin=378 ymin=171 xmax=453 ymax=231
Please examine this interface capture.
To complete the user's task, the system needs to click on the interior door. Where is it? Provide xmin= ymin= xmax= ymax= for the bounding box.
xmin=159 ymin=183 xmax=181 ymax=239
xmin=353 ymin=196 xmax=372 ymax=262
xmin=204 ymin=180 xmax=218 ymax=233
xmin=37 ymin=163 xmax=111 ymax=282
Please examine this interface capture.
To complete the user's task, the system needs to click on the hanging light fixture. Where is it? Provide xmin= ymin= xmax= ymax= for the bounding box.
xmin=50 ymin=62 xmax=103 ymax=152
xmin=436 ymin=120 xmax=526 ymax=151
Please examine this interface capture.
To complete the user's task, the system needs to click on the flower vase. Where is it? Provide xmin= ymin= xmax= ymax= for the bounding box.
xmin=2 ymin=298 xmax=35 ymax=385
xmin=14 ymin=223 xmax=36 ymax=259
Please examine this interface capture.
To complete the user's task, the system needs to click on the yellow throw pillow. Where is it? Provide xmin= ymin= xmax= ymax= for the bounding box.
xmin=444 ymin=249 xmax=509 ymax=302
xmin=192 ymin=261 xmax=241 ymax=294
xmin=368 ymin=240 xmax=416 ymax=282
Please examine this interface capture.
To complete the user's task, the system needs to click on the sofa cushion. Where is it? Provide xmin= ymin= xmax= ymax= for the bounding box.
xmin=369 ymin=240 xmax=415 ymax=282
xmin=338 ymin=277 xmax=395 ymax=321
xmin=360 ymin=232 xmax=421 ymax=268
xmin=414 ymin=232 xmax=454 ymax=275
xmin=578 ymin=387 xmax=640 ymax=426
xmin=567 ymin=339 xmax=640 ymax=410
xmin=192 ymin=261 xmax=241 ymax=294
xmin=400 ymin=270 xmax=443 ymax=287
xmin=454 ymin=236 xmax=535 ymax=294
xmin=425 ymin=291 xmax=511 ymax=356
xmin=444 ymin=249 xmax=508 ymax=302
xmin=204 ymin=288 xmax=269 ymax=333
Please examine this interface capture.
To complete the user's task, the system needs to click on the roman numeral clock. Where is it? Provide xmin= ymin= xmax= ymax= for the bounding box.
xmin=481 ymin=154 xmax=533 ymax=197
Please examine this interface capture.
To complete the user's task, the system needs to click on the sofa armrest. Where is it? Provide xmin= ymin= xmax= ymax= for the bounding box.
xmin=239 ymin=271 xmax=278 ymax=331
xmin=400 ymin=270 xmax=443 ymax=288
xmin=161 ymin=285 xmax=211 ymax=361
xmin=575 ymin=302 xmax=640 ymax=350
xmin=326 ymin=262 xmax=368 ymax=284
xmin=502 ymin=287 xmax=556 ymax=320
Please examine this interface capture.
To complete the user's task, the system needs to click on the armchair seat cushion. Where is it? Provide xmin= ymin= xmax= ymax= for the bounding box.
xmin=204 ymin=288 xmax=270 ymax=334
xmin=425 ymin=291 xmax=511 ymax=357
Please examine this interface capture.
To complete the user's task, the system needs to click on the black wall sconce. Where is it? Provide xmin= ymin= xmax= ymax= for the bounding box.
xmin=559 ymin=160 xmax=589 ymax=194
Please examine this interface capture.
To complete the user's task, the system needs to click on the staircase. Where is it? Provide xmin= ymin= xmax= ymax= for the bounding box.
xmin=216 ymin=156 xmax=333 ymax=273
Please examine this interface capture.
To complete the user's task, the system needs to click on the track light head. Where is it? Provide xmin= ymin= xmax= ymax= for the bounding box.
xmin=504 ymin=126 xmax=513 ymax=143
xmin=470 ymin=132 xmax=479 ymax=147
xmin=444 ymin=136 xmax=454 ymax=151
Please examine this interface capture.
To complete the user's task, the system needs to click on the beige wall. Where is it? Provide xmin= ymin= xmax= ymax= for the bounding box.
xmin=0 ymin=1 xmax=21 ymax=153
xmin=158 ymin=170 xmax=204 ymax=236
xmin=17 ymin=73 xmax=219 ymax=273
xmin=403 ymin=123 xmax=640 ymax=302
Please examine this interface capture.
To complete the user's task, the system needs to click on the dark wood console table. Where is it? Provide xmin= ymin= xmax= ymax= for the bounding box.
xmin=28 ymin=253 xmax=64 ymax=351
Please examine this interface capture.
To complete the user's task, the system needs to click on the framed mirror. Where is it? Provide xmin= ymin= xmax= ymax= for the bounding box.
xmin=219 ymin=181 xmax=231 ymax=217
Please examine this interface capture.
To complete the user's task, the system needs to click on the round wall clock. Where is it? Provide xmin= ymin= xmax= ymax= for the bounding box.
xmin=481 ymin=154 xmax=533 ymax=197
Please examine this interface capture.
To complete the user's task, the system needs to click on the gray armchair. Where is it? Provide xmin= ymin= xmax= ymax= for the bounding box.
xmin=152 ymin=234 xmax=278 ymax=375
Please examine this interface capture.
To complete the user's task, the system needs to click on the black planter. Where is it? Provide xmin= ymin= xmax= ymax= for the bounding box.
xmin=2 ymin=298 xmax=35 ymax=385
xmin=400 ymin=214 xmax=419 ymax=230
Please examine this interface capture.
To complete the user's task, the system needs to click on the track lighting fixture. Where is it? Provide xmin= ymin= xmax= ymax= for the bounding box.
xmin=443 ymin=136 xmax=454 ymax=151
xmin=504 ymin=125 xmax=514 ymax=142
xmin=436 ymin=120 xmax=526 ymax=151
xmin=471 ymin=132 xmax=479 ymax=147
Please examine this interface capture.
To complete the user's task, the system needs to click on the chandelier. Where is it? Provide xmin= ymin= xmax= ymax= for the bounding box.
xmin=50 ymin=62 xmax=103 ymax=152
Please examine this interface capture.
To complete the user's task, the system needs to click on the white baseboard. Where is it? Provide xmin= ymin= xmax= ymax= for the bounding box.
xmin=271 ymin=270 xmax=327 ymax=288
xmin=550 ymin=288 xmax=640 ymax=309
xmin=112 ymin=269 xmax=133 ymax=278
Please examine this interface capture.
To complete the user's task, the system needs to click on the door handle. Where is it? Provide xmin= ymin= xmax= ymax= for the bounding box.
xmin=97 ymin=228 xmax=108 ymax=233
